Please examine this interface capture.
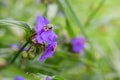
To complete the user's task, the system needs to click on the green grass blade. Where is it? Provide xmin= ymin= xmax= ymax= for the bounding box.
xmin=84 ymin=0 xmax=106 ymax=27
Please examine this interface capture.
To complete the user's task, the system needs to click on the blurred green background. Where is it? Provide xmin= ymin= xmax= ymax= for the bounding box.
xmin=0 ymin=0 xmax=120 ymax=80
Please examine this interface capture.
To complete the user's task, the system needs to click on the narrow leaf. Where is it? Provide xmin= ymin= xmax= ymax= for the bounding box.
xmin=0 ymin=20 xmax=32 ymax=39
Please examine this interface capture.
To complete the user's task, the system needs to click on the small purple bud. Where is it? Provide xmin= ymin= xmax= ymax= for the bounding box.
xmin=14 ymin=76 xmax=24 ymax=80
xmin=71 ymin=37 xmax=85 ymax=53
xmin=10 ymin=44 xmax=19 ymax=51
xmin=24 ymin=47 xmax=29 ymax=51
xmin=46 ymin=76 xmax=51 ymax=80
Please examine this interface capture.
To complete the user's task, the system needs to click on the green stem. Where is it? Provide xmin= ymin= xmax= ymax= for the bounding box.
xmin=10 ymin=41 xmax=29 ymax=64
xmin=84 ymin=0 xmax=105 ymax=27
xmin=56 ymin=0 xmax=75 ymax=37
xmin=65 ymin=16 xmax=75 ymax=37
xmin=64 ymin=0 xmax=94 ymax=51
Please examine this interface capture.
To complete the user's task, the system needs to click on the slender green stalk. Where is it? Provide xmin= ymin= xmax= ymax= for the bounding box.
xmin=84 ymin=0 xmax=105 ymax=27
xmin=10 ymin=41 xmax=29 ymax=64
xmin=64 ymin=0 xmax=85 ymax=36
xmin=65 ymin=17 xmax=75 ymax=37
xmin=64 ymin=0 xmax=94 ymax=51
xmin=56 ymin=0 xmax=75 ymax=37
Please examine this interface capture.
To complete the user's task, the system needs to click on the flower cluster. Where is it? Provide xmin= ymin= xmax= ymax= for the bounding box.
xmin=34 ymin=15 xmax=57 ymax=62
xmin=71 ymin=37 xmax=85 ymax=53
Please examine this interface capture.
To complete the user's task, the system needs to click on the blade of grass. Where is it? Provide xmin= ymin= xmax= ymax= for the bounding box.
xmin=56 ymin=0 xmax=75 ymax=38
xmin=65 ymin=17 xmax=75 ymax=37
xmin=84 ymin=0 xmax=105 ymax=27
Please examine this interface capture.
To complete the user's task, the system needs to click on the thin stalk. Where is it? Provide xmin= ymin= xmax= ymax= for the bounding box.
xmin=65 ymin=17 xmax=75 ymax=37
xmin=84 ymin=0 xmax=105 ymax=27
xmin=64 ymin=0 xmax=94 ymax=51
xmin=10 ymin=41 xmax=29 ymax=64
xmin=56 ymin=0 xmax=75 ymax=37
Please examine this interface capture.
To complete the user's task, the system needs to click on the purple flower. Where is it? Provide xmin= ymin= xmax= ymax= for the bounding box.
xmin=14 ymin=76 xmax=24 ymax=80
xmin=34 ymin=15 xmax=58 ymax=62
xmin=46 ymin=76 xmax=51 ymax=80
xmin=40 ymin=42 xmax=57 ymax=62
xmin=35 ymin=15 xmax=57 ymax=44
xmin=71 ymin=37 xmax=85 ymax=53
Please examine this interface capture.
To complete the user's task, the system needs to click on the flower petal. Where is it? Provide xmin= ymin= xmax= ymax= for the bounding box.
xmin=36 ymin=32 xmax=44 ymax=44
xmin=35 ymin=16 xmax=49 ymax=32
xmin=71 ymin=37 xmax=85 ymax=53
xmin=41 ymin=30 xmax=58 ymax=44
xmin=39 ymin=42 xmax=57 ymax=62
xmin=44 ymin=17 xmax=49 ymax=25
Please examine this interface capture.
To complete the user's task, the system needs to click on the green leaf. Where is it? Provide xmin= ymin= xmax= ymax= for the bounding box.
xmin=0 ymin=20 xmax=32 ymax=39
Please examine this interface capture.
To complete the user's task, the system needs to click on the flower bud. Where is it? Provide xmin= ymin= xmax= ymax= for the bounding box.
xmin=21 ymin=51 xmax=28 ymax=59
xmin=28 ymin=52 xmax=35 ymax=60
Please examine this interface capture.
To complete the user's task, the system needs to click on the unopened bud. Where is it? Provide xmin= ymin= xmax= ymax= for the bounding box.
xmin=28 ymin=53 xmax=35 ymax=60
xmin=21 ymin=51 xmax=28 ymax=59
